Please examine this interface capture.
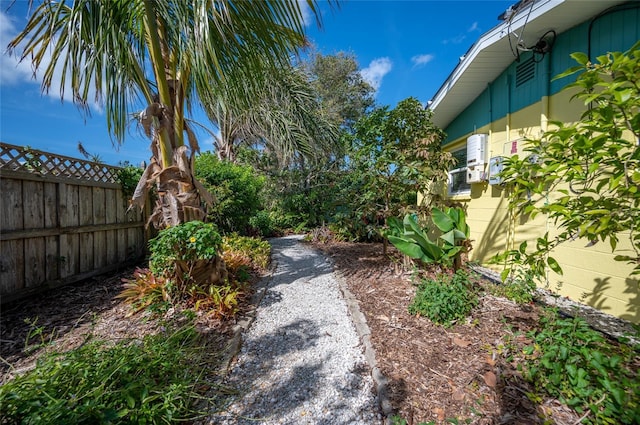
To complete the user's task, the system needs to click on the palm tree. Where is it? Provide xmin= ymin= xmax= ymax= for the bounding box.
xmin=202 ymin=63 xmax=338 ymax=165
xmin=8 ymin=0 xmax=329 ymax=227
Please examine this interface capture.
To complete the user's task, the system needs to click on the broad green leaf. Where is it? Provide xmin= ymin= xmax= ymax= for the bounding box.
xmin=552 ymin=66 xmax=584 ymax=81
xmin=453 ymin=229 xmax=467 ymax=240
xmin=432 ymin=207 xmax=454 ymax=232
xmin=421 ymin=241 xmax=444 ymax=262
xmin=547 ymin=257 xmax=563 ymax=275
xmin=402 ymin=214 xmax=435 ymax=250
xmin=519 ymin=241 xmax=528 ymax=254
xmin=440 ymin=230 xmax=455 ymax=246
xmin=387 ymin=236 xmax=424 ymax=260
xmin=500 ymin=268 xmax=510 ymax=282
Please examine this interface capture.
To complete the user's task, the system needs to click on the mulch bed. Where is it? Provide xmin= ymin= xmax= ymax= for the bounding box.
xmin=311 ymin=240 xmax=581 ymax=425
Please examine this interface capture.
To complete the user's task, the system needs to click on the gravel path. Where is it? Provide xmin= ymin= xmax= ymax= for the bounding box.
xmin=210 ymin=235 xmax=382 ymax=424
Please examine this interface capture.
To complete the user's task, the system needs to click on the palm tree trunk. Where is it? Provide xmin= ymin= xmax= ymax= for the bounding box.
xmin=139 ymin=0 xmax=210 ymax=228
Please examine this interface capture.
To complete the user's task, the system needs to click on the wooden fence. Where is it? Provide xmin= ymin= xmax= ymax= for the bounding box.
xmin=0 ymin=142 xmax=148 ymax=304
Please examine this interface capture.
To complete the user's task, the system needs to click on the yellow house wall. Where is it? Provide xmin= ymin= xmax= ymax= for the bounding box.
xmin=444 ymin=97 xmax=640 ymax=323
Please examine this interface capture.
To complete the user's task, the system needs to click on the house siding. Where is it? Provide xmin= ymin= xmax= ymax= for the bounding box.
xmin=438 ymin=7 xmax=640 ymax=323
xmin=444 ymin=7 xmax=640 ymax=145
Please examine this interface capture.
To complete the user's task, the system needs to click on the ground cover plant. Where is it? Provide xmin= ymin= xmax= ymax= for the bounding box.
xmin=520 ymin=311 xmax=640 ymax=424
xmin=408 ymin=270 xmax=479 ymax=328
xmin=0 ymin=322 xmax=209 ymax=424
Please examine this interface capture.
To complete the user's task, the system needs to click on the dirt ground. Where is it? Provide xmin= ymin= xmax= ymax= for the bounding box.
xmin=0 ymin=239 xmax=596 ymax=424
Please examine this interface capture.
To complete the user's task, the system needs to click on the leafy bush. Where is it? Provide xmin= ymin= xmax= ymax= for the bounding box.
xmin=409 ymin=270 xmax=478 ymax=327
xmin=195 ymin=152 xmax=265 ymax=234
xmin=0 ymin=325 xmax=209 ymax=424
xmin=141 ymin=221 xmax=238 ymax=316
xmin=485 ymin=269 xmax=537 ymax=304
xmin=117 ymin=268 xmax=170 ymax=314
xmin=387 ymin=207 xmax=471 ymax=270
xmin=249 ymin=210 xmax=276 ymax=237
xmin=222 ymin=234 xmax=271 ymax=271
xmin=522 ymin=312 xmax=640 ymax=424
xmin=149 ymin=221 xmax=223 ymax=279
xmin=115 ymin=163 xmax=144 ymax=201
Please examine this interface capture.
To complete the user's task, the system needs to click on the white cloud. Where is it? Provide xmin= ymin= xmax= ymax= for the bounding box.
xmin=411 ymin=54 xmax=434 ymax=68
xmin=0 ymin=11 xmax=34 ymax=86
xmin=360 ymin=57 xmax=392 ymax=91
xmin=442 ymin=34 xmax=466 ymax=45
xmin=468 ymin=21 xmax=479 ymax=32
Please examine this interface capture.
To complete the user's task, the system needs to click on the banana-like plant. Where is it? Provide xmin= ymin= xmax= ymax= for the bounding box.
xmin=386 ymin=207 xmax=471 ymax=270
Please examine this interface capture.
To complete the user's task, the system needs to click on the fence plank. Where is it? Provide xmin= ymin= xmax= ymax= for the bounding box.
xmin=105 ymin=189 xmax=118 ymax=264
xmin=59 ymin=183 xmax=79 ymax=227
xmin=44 ymin=182 xmax=58 ymax=228
xmin=45 ymin=236 xmax=59 ymax=282
xmin=79 ymin=186 xmax=93 ymax=226
xmin=0 ymin=178 xmax=23 ymax=232
xmin=23 ymin=180 xmax=44 ymax=229
xmin=24 ymin=237 xmax=46 ymax=288
xmin=59 ymin=183 xmax=79 ymax=279
xmin=0 ymin=240 xmax=24 ymax=293
xmin=60 ymin=234 xmax=79 ymax=278
xmin=79 ymin=232 xmax=94 ymax=273
xmin=116 ymin=190 xmax=128 ymax=262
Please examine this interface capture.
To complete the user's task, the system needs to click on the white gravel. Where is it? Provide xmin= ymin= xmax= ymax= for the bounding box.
xmin=210 ymin=235 xmax=381 ymax=424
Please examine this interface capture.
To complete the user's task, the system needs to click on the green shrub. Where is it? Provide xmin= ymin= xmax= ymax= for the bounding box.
xmin=386 ymin=207 xmax=471 ymax=271
xmin=0 ymin=325 xmax=209 ymax=424
xmin=149 ymin=221 xmax=222 ymax=277
xmin=486 ymin=270 xmax=537 ymax=304
xmin=522 ymin=312 xmax=640 ymax=424
xmin=222 ymin=234 xmax=271 ymax=270
xmin=249 ymin=210 xmax=276 ymax=237
xmin=143 ymin=221 xmax=233 ymax=315
xmin=115 ymin=163 xmax=144 ymax=201
xmin=409 ymin=270 xmax=478 ymax=327
xmin=195 ymin=153 xmax=265 ymax=234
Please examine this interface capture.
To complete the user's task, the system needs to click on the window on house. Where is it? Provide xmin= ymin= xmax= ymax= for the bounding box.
xmin=448 ymin=148 xmax=470 ymax=196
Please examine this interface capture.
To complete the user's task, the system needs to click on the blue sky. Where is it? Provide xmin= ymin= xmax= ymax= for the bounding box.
xmin=0 ymin=0 xmax=513 ymax=166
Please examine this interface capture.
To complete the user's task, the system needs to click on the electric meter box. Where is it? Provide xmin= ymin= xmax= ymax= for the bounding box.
xmin=466 ymin=134 xmax=488 ymax=167
xmin=466 ymin=168 xmax=485 ymax=184
xmin=488 ymin=156 xmax=505 ymax=185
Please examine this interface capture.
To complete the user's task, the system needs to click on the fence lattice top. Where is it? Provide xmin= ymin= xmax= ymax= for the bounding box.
xmin=0 ymin=142 xmax=122 ymax=183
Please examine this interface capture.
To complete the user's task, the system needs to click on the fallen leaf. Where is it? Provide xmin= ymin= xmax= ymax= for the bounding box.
xmin=453 ymin=336 xmax=471 ymax=347
xmin=483 ymin=371 xmax=497 ymax=388
xmin=376 ymin=315 xmax=390 ymax=322
xmin=485 ymin=355 xmax=496 ymax=366
xmin=433 ymin=407 xmax=445 ymax=421
xmin=452 ymin=387 xmax=466 ymax=401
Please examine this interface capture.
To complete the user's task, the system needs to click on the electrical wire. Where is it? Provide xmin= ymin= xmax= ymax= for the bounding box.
xmin=506 ymin=0 xmax=535 ymax=62
xmin=529 ymin=29 xmax=556 ymax=63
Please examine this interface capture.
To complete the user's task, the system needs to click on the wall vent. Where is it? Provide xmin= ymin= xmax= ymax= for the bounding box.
xmin=515 ymin=56 xmax=536 ymax=87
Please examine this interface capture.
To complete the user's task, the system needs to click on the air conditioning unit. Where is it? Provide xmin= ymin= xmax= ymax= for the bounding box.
xmin=467 ymin=134 xmax=488 ymax=167
xmin=466 ymin=168 xmax=486 ymax=184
